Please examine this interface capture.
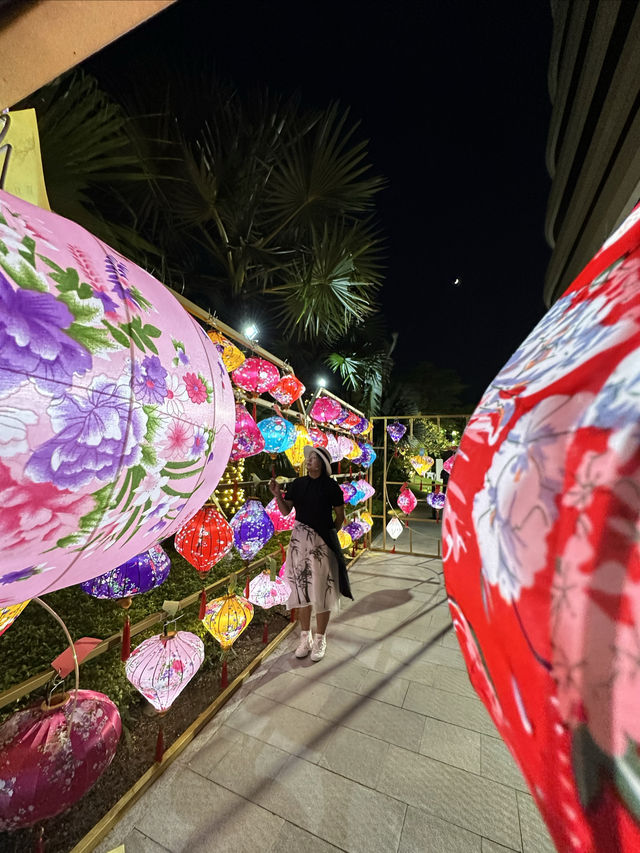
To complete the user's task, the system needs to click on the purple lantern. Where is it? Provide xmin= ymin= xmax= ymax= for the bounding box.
xmin=230 ymin=402 xmax=265 ymax=460
xmin=387 ymin=422 xmax=407 ymax=443
xmin=81 ymin=543 xmax=170 ymax=602
xmin=340 ymin=482 xmax=357 ymax=502
xmin=353 ymin=442 xmax=376 ymax=469
xmin=257 ymin=416 xmax=297 ymax=454
xmin=343 ymin=520 xmax=366 ymax=541
xmin=334 ymin=407 xmax=350 ymax=425
xmin=427 ymin=492 xmax=446 ymax=510
xmin=309 ymin=396 xmax=342 ymax=423
xmin=125 ymin=630 xmax=204 ymax=712
xmin=230 ymin=499 xmax=275 ymax=560
xmin=265 ymin=497 xmax=296 ymax=532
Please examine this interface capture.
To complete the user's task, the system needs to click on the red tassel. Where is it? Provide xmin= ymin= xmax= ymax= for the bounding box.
xmin=199 ymin=588 xmax=207 ymax=620
xmin=349 ymin=464 xmax=352 ymax=475
xmin=419 ymin=479 xmax=422 ymax=491
xmin=34 ymin=827 xmax=44 ymax=853
xmin=155 ymin=725 xmax=164 ymax=763
xmin=232 ymin=480 xmax=238 ymax=502
xmin=262 ymin=620 xmax=269 ymax=644
xmin=394 ymin=449 xmax=398 ymax=458
xmin=244 ymin=575 xmax=250 ymax=598
xmin=391 ymin=544 xmax=396 ymax=554
xmin=271 ymin=463 xmax=276 ymax=478
xmin=252 ymin=401 xmax=257 ymax=421
xmin=120 ymin=614 xmax=131 ymax=662
xmin=221 ymin=660 xmax=228 ymax=689
xmin=338 ymin=461 xmax=341 ymax=474
xmin=351 ymin=545 xmax=356 ymax=558
xmin=290 ymin=608 xmax=296 ymax=623
xmin=279 ymin=542 xmax=286 ymax=562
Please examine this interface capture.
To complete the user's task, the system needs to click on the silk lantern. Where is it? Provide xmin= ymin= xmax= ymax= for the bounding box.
xmin=427 ymin=492 xmax=446 ymax=510
xmin=248 ymin=570 xmax=292 ymax=608
xmin=81 ymin=543 xmax=170 ymax=604
xmin=231 ymin=357 xmax=280 ymax=395
xmin=285 ymin=424 xmax=312 ymax=468
xmin=351 ymin=416 xmax=369 ymax=435
xmin=334 ymin=407 xmax=350 ymax=425
xmin=387 ymin=422 xmax=406 ymax=443
xmin=410 ymin=453 xmax=435 ymax=477
xmin=230 ymin=500 xmax=275 ymax=560
xmin=230 ymin=403 xmax=265 ymax=460
xmin=326 ymin=433 xmax=341 ymax=462
xmin=125 ymin=630 xmax=204 ymax=712
xmin=386 ymin=516 xmax=404 ymax=540
xmin=343 ymin=520 xmax=365 ymax=541
xmin=397 ymin=485 xmax=417 ymax=514
xmin=442 ymin=204 xmax=640 ymax=852
xmin=309 ymin=396 xmax=342 ymax=423
xmin=175 ymin=507 xmax=234 ymax=572
xmin=0 ymin=600 xmax=28 ymax=638
xmin=308 ymin=427 xmax=329 ymax=448
xmin=0 ymin=690 xmax=121 ymax=831
xmin=265 ymin=497 xmax=296 ymax=532
xmin=202 ymin=593 xmax=254 ymax=649
xmin=353 ymin=442 xmax=376 ymax=468
xmin=0 ymin=190 xmax=235 ymax=607
xmin=349 ymin=482 xmax=366 ymax=505
xmin=270 ymin=374 xmax=305 ymax=406
xmin=206 ymin=330 xmax=245 ymax=372
xmin=258 ymin=416 xmax=297 ymax=454
xmin=337 ymin=529 xmax=353 ymax=549
xmin=342 ymin=412 xmax=362 ymax=431
xmin=340 ymin=482 xmax=357 ymax=502
xmin=359 ymin=511 xmax=373 ymax=531
xmin=443 ymin=453 xmax=457 ymax=474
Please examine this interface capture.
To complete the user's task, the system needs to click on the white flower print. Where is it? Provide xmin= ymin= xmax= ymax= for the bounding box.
xmin=0 ymin=406 xmax=37 ymax=457
xmin=162 ymin=373 xmax=188 ymax=416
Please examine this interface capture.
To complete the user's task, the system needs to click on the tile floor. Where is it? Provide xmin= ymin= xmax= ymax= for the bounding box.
xmin=96 ymin=552 xmax=556 ymax=853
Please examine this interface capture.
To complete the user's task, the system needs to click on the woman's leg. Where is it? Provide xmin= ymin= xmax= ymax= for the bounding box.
xmin=315 ymin=609 xmax=330 ymax=636
xmin=298 ymin=605 xmax=312 ymax=631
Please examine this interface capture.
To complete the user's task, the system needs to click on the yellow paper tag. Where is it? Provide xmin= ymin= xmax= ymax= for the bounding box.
xmin=1 ymin=109 xmax=50 ymax=209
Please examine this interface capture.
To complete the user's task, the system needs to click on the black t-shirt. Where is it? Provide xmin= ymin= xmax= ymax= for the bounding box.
xmin=285 ymin=475 xmax=344 ymax=536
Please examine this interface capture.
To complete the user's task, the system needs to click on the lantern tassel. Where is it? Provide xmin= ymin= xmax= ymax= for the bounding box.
xmin=155 ymin=724 xmax=164 ymax=763
xmin=338 ymin=461 xmax=341 ymax=474
xmin=252 ymin=401 xmax=257 ymax=421
xmin=199 ymin=588 xmax=207 ymax=620
xmin=262 ymin=620 xmax=269 ymax=644
xmin=279 ymin=542 xmax=286 ymax=562
xmin=419 ymin=479 xmax=423 ymax=491
xmin=290 ymin=608 xmax=296 ymax=623
xmin=232 ymin=480 xmax=238 ymax=503
xmin=120 ymin=614 xmax=131 ymax=662
xmin=391 ymin=544 xmax=396 ymax=554
xmin=244 ymin=574 xmax=250 ymax=598
xmin=34 ymin=827 xmax=44 ymax=853
xmin=221 ymin=659 xmax=228 ymax=689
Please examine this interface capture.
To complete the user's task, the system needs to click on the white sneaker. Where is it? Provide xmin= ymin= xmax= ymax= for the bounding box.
xmin=295 ymin=631 xmax=313 ymax=658
xmin=310 ymin=634 xmax=327 ymax=661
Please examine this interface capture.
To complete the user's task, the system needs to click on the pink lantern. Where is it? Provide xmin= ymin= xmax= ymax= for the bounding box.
xmin=125 ymin=630 xmax=205 ymax=712
xmin=230 ymin=402 xmax=265 ymax=460
xmin=230 ymin=499 xmax=275 ymax=560
xmin=309 ymin=396 xmax=342 ymax=423
xmin=397 ymin=484 xmax=417 ymax=514
xmin=308 ymin=427 xmax=329 ymax=448
xmin=443 ymin=453 xmax=457 ymax=474
xmin=231 ymin=357 xmax=280 ymax=395
xmin=0 ymin=190 xmax=235 ymax=607
xmin=248 ymin=570 xmax=292 ymax=608
xmin=326 ymin=432 xmax=341 ymax=462
xmin=269 ymin=374 xmax=305 ymax=406
xmin=265 ymin=497 xmax=296 ymax=531
xmin=0 ymin=690 xmax=121 ymax=830
xmin=337 ymin=434 xmax=357 ymax=460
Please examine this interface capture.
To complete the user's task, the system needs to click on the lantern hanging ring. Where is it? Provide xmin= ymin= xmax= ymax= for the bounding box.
xmin=34 ymin=597 xmax=79 ymax=735
xmin=162 ymin=613 xmax=184 ymax=638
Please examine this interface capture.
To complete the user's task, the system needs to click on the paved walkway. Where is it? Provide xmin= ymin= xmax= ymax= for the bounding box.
xmin=97 ymin=552 xmax=556 ymax=853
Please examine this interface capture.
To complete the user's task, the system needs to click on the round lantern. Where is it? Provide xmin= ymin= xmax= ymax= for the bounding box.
xmin=353 ymin=442 xmax=376 ymax=468
xmin=337 ymin=528 xmax=353 ymax=549
xmin=206 ymin=330 xmax=246 ymax=372
xmin=258 ymin=416 xmax=297 ymax=455
xmin=269 ymin=375 xmax=305 ymax=407
xmin=285 ymin=424 xmax=312 ymax=468
xmin=0 ymin=690 xmax=121 ymax=831
xmin=342 ymin=412 xmax=362 ymax=431
xmin=349 ymin=483 xmax=367 ymax=505
xmin=248 ymin=570 xmax=292 ymax=608
xmin=443 ymin=453 xmax=457 ymax=474
xmin=81 ymin=543 xmax=170 ymax=602
xmin=125 ymin=630 xmax=204 ymax=712
xmin=231 ymin=357 xmax=280 ymax=395
xmin=340 ymin=482 xmax=357 ymax=502
xmin=265 ymin=497 xmax=296 ymax=532
xmin=410 ymin=453 xmax=435 ymax=477
xmin=175 ymin=507 xmax=234 ymax=572
xmin=202 ymin=593 xmax=254 ymax=649
xmin=351 ymin=416 xmax=370 ymax=435
xmin=230 ymin=500 xmax=275 ymax=560
xmin=326 ymin=433 xmax=341 ymax=462
xmin=334 ymin=408 xmax=350 ymax=425
xmin=230 ymin=402 xmax=265 ymax=461
xmin=387 ymin=422 xmax=407 ymax=443
xmin=386 ymin=516 xmax=404 ymax=540
xmin=427 ymin=492 xmax=446 ymax=511
xmin=0 ymin=600 xmax=29 ymax=638
xmin=0 ymin=190 xmax=235 ymax=607
xmin=308 ymin=427 xmax=329 ymax=448
xmin=397 ymin=485 xmax=417 ymax=514
xmin=309 ymin=396 xmax=342 ymax=423
xmin=343 ymin=520 xmax=365 ymax=541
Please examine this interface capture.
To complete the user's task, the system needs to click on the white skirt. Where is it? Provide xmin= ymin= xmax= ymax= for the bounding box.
xmin=285 ymin=521 xmax=340 ymax=614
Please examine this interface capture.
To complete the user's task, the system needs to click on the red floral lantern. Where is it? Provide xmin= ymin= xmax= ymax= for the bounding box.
xmin=269 ymin=375 xmax=305 ymax=406
xmin=343 ymin=412 xmax=362 ymax=430
xmin=265 ymin=497 xmax=296 ymax=532
xmin=230 ymin=403 xmax=265 ymax=461
xmin=397 ymin=484 xmax=417 ymax=514
xmin=308 ymin=427 xmax=329 ymax=448
xmin=174 ymin=507 xmax=233 ymax=572
xmin=231 ymin=357 xmax=280 ymax=395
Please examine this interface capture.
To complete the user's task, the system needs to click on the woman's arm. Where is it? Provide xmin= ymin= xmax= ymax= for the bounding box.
xmin=269 ymin=478 xmax=294 ymax=516
xmin=333 ymin=504 xmax=345 ymax=530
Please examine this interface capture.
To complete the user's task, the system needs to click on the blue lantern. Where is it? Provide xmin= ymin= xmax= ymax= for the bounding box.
xmin=258 ymin=416 xmax=297 ymax=455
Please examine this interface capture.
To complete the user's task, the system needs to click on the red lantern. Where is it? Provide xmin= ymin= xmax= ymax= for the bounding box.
xmin=231 ymin=357 xmax=280 ymax=395
xmin=308 ymin=427 xmax=329 ymax=448
xmin=270 ymin=375 xmax=305 ymax=406
xmin=342 ymin=411 xmax=362 ymax=430
xmin=397 ymin=484 xmax=417 ymax=514
xmin=174 ymin=507 xmax=233 ymax=572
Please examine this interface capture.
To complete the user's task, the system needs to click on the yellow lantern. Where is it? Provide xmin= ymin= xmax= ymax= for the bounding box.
xmin=207 ymin=331 xmax=246 ymax=372
xmin=285 ymin=424 xmax=312 ymax=468
xmin=202 ymin=593 xmax=253 ymax=649
xmin=359 ymin=511 xmax=374 ymax=529
xmin=0 ymin=600 xmax=29 ymax=638
xmin=410 ymin=454 xmax=434 ymax=477
xmin=337 ymin=529 xmax=353 ymax=549
xmin=345 ymin=438 xmax=361 ymax=460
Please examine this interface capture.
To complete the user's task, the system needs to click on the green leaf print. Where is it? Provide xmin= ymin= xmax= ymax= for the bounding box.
xmin=0 ymin=253 xmax=47 ymax=291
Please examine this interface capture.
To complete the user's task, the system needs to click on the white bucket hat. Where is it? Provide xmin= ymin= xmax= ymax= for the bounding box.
xmin=303 ymin=444 xmax=333 ymax=476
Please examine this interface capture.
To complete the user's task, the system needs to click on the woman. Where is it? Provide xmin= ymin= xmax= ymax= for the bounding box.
xmin=269 ymin=444 xmax=345 ymax=661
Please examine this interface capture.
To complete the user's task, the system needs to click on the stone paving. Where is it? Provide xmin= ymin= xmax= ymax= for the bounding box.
xmin=97 ymin=551 xmax=556 ymax=853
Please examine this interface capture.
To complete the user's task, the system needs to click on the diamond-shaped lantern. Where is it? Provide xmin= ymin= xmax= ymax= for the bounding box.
xmin=203 ymin=593 xmax=254 ymax=649
xmin=308 ymin=427 xmax=329 ymax=448
xmin=270 ymin=374 xmax=305 ymax=406
xmin=258 ymin=416 xmax=297 ymax=454
xmin=353 ymin=442 xmax=376 ymax=468
xmin=231 ymin=357 xmax=280 ymax=395
xmin=344 ymin=519 xmax=366 ymax=541
xmin=359 ymin=511 xmax=374 ymax=531
xmin=309 ymin=396 xmax=342 ymax=423
xmin=337 ymin=529 xmax=353 ymax=549
xmin=386 ymin=516 xmax=404 ymax=540
xmin=175 ymin=507 xmax=234 ymax=572
xmin=443 ymin=453 xmax=457 ymax=474
xmin=81 ymin=543 xmax=170 ymax=603
xmin=285 ymin=424 xmax=313 ymax=468
xmin=410 ymin=452 xmax=434 ymax=477
xmin=349 ymin=482 xmax=367 ymax=505
xmin=326 ymin=433 xmax=341 ymax=462
xmin=427 ymin=492 xmax=446 ymax=510
xmin=230 ymin=500 xmax=275 ymax=560
xmin=265 ymin=496 xmax=296 ymax=531
xmin=397 ymin=485 xmax=417 ymax=514
xmin=387 ymin=422 xmax=407 ymax=443
xmin=0 ymin=600 xmax=29 ymax=638
xmin=341 ymin=482 xmax=357 ymax=502
xmin=337 ymin=435 xmax=357 ymax=460
xmin=230 ymin=402 xmax=265 ymax=460
xmin=248 ymin=570 xmax=292 ymax=608
xmin=351 ymin=416 xmax=369 ymax=435
xmin=206 ymin=330 xmax=246 ymax=372
xmin=125 ymin=630 xmax=205 ymax=712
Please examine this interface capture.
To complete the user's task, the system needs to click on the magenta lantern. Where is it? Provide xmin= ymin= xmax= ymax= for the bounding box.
xmin=230 ymin=500 xmax=275 ymax=560
xmin=125 ymin=630 xmax=205 ymax=712
xmin=309 ymin=396 xmax=342 ymax=423
xmin=265 ymin=497 xmax=296 ymax=532
xmin=397 ymin=485 xmax=417 ymax=514
xmin=443 ymin=453 xmax=457 ymax=474
xmin=231 ymin=357 xmax=280 ymax=395
xmin=230 ymin=402 xmax=265 ymax=460
xmin=0 ymin=690 xmax=121 ymax=830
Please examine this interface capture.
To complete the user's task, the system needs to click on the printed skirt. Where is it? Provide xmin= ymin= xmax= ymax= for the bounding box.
xmin=285 ymin=521 xmax=339 ymax=614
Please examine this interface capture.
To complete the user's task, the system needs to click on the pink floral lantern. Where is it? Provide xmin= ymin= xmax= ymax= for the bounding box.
xmin=427 ymin=492 xmax=446 ymax=511
xmin=442 ymin=204 xmax=640 ymax=852
xmin=248 ymin=570 xmax=292 ymax=608
xmin=0 ymin=600 xmax=29 ymax=638
xmin=0 ymin=190 xmax=235 ymax=607
xmin=337 ymin=435 xmax=357 ymax=460
xmin=230 ymin=403 xmax=265 ymax=460
xmin=341 ymin=482 xmax=357 ymax=502
xmin=443 ymin=453 xmax=457 ymax=474
xmin=230 ymin=499 xmax=275 ymax=560
xmin=265 ymin=496 xmax=296 ymax=531
xmin=326 ymin=432 xmax=341 ymax=462
xmin=231 ymin=357 xmax=280 ymax=395
xmin=308 ymin=427 xmax=329 ymax=448
xmin=125 ymin=630 xmax=205 ymax=713
xmin=309 ymin=396 xmax=342 ymax=423
xmin=397 ymin=484 xmax=417 ymax=514
xmin=269 ymin=374 xmax=305 ymax=407
xmin=387 ymin=422 xmax=407 ymax=443
xmin=0 ymin=690 xmax=121 ymax=831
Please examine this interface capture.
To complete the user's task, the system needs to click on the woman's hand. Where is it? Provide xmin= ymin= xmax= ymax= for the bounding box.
xmin=268 ymin=477 xmax=281 ymax=498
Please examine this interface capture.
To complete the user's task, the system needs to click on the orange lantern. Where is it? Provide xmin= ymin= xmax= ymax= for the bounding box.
xmin=206 ymin=331 xmax=245 ymax=372
xmin=202 ymin=593 xmax=253 ymax=649
xmin=270 ymin=375 xmax=305 ymax=406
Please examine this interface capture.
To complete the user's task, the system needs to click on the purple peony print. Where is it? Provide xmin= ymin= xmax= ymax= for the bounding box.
xmin=132 ymin=355 xmax=168 ymax=404
xmin=25 ymin=376 xmax=147 ymax=490
xmin=0 ymin=271 xmax=91 ymax=395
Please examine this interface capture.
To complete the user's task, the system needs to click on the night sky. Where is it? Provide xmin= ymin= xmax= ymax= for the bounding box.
xmin=86 ymin=0 xmax=552 ymax=405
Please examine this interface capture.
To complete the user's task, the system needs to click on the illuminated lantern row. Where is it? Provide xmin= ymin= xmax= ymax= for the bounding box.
xmin=232 ymin=357 xmax=280 ymax=395
xmin=175 ymin=507 xmax=234 ymax=573
xmin=0 ymin=600 xmax=29 ymax=638
xmin=0 ymin=690 xmax=121 ymax=831
xmin=265 ymin=497 xmax=296 ymax=532
xmin=386 ymin=516 xmax=404 ymax=540
xmin=308 ymin=427 xmax=328 ymax=448
xmin=397 ymin=485 xmax=417 ymax=514
xmin=230 ymin=500 xmax=275 ymax=561
xmin=258 ymin=416 xmax=297 ymax=454
xmin=337 ymin=529 xmax=353 ymax=549
xmin=126 ymin=630 xmax=204 ymax=713
xmin=343 ymin=520 xmax=366 ymax=541
xmin=206 ymin=330 xmax=245 ymax=372
xmin=230 ymin=403 xmax=265 ymax=460
xmin=427 ymin=492 xmax=446 ymax=510
xmin=309 ymin=396 xmax=342 ymax=423
xmin=270 ymin=374 xmax=305 ymax=406
xmin=410 ymin=452 xmax=435 ymax=477
xmin=81 ymin=543 xmax=170 ymax=602
xmin=443 ymin=453 xmax=457 ymax=474
xmin=248 ymin=571 xmax=292 ymax=608
xmin=203 ymin=593 xmax=253 ymax=649
xmin=0 ymin=190 xmax=235 ymax=607
xmin=387 ymin=422 xmax=407 ymax=443
xmin=285 ymin=424 xmax=312 ymax=468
